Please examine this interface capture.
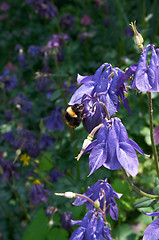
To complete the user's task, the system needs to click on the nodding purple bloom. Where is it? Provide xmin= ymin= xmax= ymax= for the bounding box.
xmin=85 ymin=117 xmax=148 ymax=177
xmin=13 ymin=129 xmax=39 ymax=158
xmin=130 ymin=44 xmax=159 ymax=92
xmin=59 ymin=13 xmax=75 ymax=30
xmin=43 ymin=106 xmax=64 ymax=131
xmin=70 ymin=211 xmax=113 ymax=240
xmin=28 ymin=46 xmax=40 ymax=57
xmin=29 ymin=183 xmax=50 ymax=204
xmin=36 ymin=75 xmax=50 ymax=92
xmin=50 ymin=168 xmax=64 ymax=183
xmin=74 ymin=178 xmax=121 ymax=221
xmin=45 ymin=206 xmax=55 ymax=216
xmin=17 ymin=50 xmax=29 ymax=68
xmin=9 ymin=94 xmax=31 ymax=113
xmin=26 ymin=0 xmax=58 ymax=20
xmin=0 ymin=70 xmax=17 ymax=91
xmin=1 ymin=131 xmax=15 ymax=144
xmin=69 ymin=63 xmax=130 ymax=132
xmin=0 ymin=159 xmax=19 ymax=181
xmin=61 ymin=212 xmax=73 ymax=230
xmin=40 ymin=133 xmax=54 ymax=149
xmin=47 ymin=33 xmax=69 ymax=48
xmin=143 ymin=211 xmax=159 ymax=240
xmin=4 ymin=110 xmax=13 ymax=121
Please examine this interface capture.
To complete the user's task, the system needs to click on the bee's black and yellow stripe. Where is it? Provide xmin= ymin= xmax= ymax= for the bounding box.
xmin=64 ymin=104 xmax=84 ymax=128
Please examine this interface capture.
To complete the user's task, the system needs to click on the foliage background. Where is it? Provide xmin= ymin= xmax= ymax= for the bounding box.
xmin=0 ymin=0 xmax=159 ymax=239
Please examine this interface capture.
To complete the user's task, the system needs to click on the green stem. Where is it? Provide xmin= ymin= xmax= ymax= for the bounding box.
xmin=122 ymin=168 xmax=159 ymax=199
xmin=147 ymin=92 xmax=159 ymax=178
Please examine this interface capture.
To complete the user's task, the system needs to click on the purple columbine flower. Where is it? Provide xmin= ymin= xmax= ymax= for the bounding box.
xmin=26 ymin=0 xmax=58 ymax=20
xmin=74 ymin=178 xmax=122 ymax=221
xmin=130 ymin=44 xmax=159 ymax=92
xmin=40 ymin=133 xmax=54 ymax=149
xmin=143 ymin=211 xmax=159 ymax=240
xmin=50 ymin=168 xmax=64 ymax=183
xmin=4 ymin=110 xmax=13 ymax=121
xmin=13 ymin=129 xmax=39 ymax=158
xmin=17 ymin=50 xmax=29 ymax=68
xmin=29 ymin=183 xmax=50 ymax=204
xmin=0 ymin=159 xmax=19 ymax=181
xmin=85 ymin=117 xmax=148 ymax=177
xmin=47 ymin=33 xmax=69 ymax=48
xmin=0 ymin=70 xmax=17 ymax=91
xmin=28 ymin=45 xmax=40 ymax=57
xmin=61 ymin=212 xmax=73 ymax=230
xmin=70 ymin=211 xmax=113 ymax=240
xmin=59 ymin=13 xmax=75 ymax=30
xmin=43 ymin=106 xmax=64 ymax=131
xmin=1 ymin=130 xmax=15 ymax=144
xmin=69 ymin=63 xmax=131 ymax=132
xmin=9 ymin=94 xmax=31 ymax=113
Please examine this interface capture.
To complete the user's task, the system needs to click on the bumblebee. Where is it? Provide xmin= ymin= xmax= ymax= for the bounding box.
xmin=64 ymin=104 xmax=84 ymax=128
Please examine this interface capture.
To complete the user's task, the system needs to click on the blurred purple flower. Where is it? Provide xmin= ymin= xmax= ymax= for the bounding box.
xmin=9 ymin=94 xmax=31 ymax=113
xmin=143 ymin=211 xmax=159 ymax=240
xmin=124 ymin=25 xmax=134 ymax=37
xmin=17 ymin=50 xmax=29 ymax=68
xmin=26 ymin=0 xmax=58 ymax=20
xmin=0 ymin=2 xmax=10 ymax=11
xmin=0 ymin=70 xmax=17 ymax=91
xmin=130 ymin=44 xmax=159 ymax=92
xmin=1 ymin=131 xmax=15 ymax=144
xmin=47 ymin=33 xmax=69 ymax=48
xmin=43 ymin=106 xmax=64 ymax=131
xmin=85 ymin=117 xmax=148 ymax=176
xmin=70 ymin=211 xmax=112 ymax=240
xmin=61 ymin=212 xmax=73 ymax=230
xmin=45 ymin=206 xmax=55 ymax=216
xmin=0 ymin=159 xmax=19 ymax=181
xmin=28 ymin=46 xmax=40 ymax=57
xmin=50 ymin=168 xmax=64 ymax=183
xmin=13 ymin=129 xmax=39 ymax=158
xmin=78 ymin=32 xmax=94 ymax=43
xmin=74 ymin=178 xmax=121 ymax=220
xmin=80 ymin=15 xmax=92 ymax=25
xmin=59 ymin=13 xmax=75 ymax=30
xmin=40 ymin=133 xmax=54 ymax=149
xmin=29 ymin=183 xmax=50 ymax=204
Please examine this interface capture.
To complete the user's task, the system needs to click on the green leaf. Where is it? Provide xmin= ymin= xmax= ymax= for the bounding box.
xmin=39 ymin=152 xmax=53 ymax=171
xmin=47 ymin=228 xmax=68 ymax=240
xmin=134 ymin=197 xmax=157 ymax=208
xmin=50 ymin=90 xmax=61 ymax=102
xmin=22 ymin=209 xmax=49 ymax=240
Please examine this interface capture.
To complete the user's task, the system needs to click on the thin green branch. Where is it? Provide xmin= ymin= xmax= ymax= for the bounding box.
xmin=147 ymin=92 xmax=159 ymax=178
xmin=122 ymin=168 xmax=159 ymax=199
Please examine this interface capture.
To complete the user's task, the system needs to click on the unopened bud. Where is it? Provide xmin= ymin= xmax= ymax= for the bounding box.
xmin=130 ymin=21 xmax=144 ymax=50
xmin=55 ymin=191 xmax=75 ymax=199
xmin=48 ymin=219 xmax=54 ymax=228
xmin=94 ymin=199 xmax=100 ymax=208
xmin=75 ymin=135 xmax=93 ymax=161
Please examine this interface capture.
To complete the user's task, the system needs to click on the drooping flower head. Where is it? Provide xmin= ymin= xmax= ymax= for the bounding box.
xmin=69 ymin=63 xmax=131 ymax=132
xmin=29 ymin=182 xmax=50 ymax=204
xmin=59 ymin=13 xmax=75 ymax=30
xmin=70 ymin=210 xmax=113 ymax=240
xmin=61 ymin=212 xmax=73 ymax=230
xmin=40 ymin=133 xmax=54 ymax=149
xmin=83 ymin=117 xmax=148 ymax=176
xmin=143 ymin=211 xmax=159 ymax=240
xmin=0 ymin=70 xmax=17 ymax=91
xmin=9 ymin=94 xmax=31 ymax=113
xmin=73 ymin=178 xmax=122 ymax=221
xmin=130 ymin=44 xmax=159 ymax=92
xmin=0 ymin=158 xmax=19 ymax=181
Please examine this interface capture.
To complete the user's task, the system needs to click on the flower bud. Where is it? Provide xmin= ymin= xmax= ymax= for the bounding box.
xmin=94 ymin=199 xmax=100 ymax=208
xmin=130 ymin=21 xmax=144 ymax=50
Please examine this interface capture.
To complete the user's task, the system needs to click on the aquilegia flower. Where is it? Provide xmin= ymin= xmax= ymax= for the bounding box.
xmin=40 ymin=133 xmax=54 ymax=149
xmin=73 ymin=178 xmax=122 ymax=220
xmin=70 ymin=210 xmax=112 ymax=240
xmin=143 ymin=211 xmax=159 ymax=240
xmin=84 ymin=117 xmax=148 ymax=176
xmin=29 ymin=183 xmax=50 ymax=204
xmin=69 ymin=63 xmax=131 ymax=132
xmin=61 ymin=212 xmax=73 ymax=230
xmin=9 ymin=94 xmax=31 ymax=113
xmin=130 ymin=44 xmax=159 ymax=92
xmin=43 ymin=106 xmax=64 ymax=131
xmin=0 ymin=158 xmax=19 ymax=181
xmin=0 ymin=70 xmax=17 ymax=91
